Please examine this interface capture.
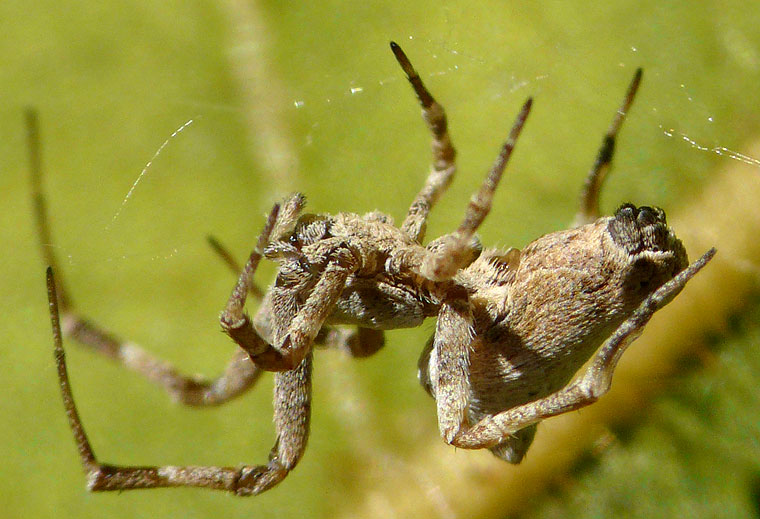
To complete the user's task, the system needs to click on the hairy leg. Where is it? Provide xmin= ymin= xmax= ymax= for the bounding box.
xmin=244 ymin=353 xmax=313 ymax=494
xmin=391 ymin=42 xmax=458 ymax=243
xmin=420 ymin=329 xmax=537 ymax=463
xmin=63 ymin=314 xmax=262 ymax=406
xmin=210 ymin=232 xmax=385 ymax=358
xmin=575 ymin=69 xmax=643 ymax=226
xmin=49 ymin=267 xmax=312 ymax=495
xmin=207 ymin=235 xmax=264 ymax=300
xmin=427 ymin=284 xmax=475 ymax=443
xmin=28 ymin=109 xmax=72 ymax=309
xmin=222 ymin=236 xmax=359 ymax=371
xmin=418 ymin=98 xmax=532 ymax=281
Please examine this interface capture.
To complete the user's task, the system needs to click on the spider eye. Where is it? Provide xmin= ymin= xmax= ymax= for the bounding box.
xmin=608 ymin=204 xmax=670 ymax=255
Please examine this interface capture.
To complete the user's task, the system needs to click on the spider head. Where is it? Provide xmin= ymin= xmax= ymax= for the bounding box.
xmin=607 ymin=203 xmax=688 ymax=301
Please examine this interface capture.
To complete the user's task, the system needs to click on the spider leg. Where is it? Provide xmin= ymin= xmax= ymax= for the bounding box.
xmin=575 ymin=69 xmax=643 ymax=226
xmin=29 ymin=109 xmax=263 ymax=406
xmin=48 ymin=267 xmax=310 ymax=495
xmin=391 ymin=42 xmax=458 ymax=243
xmin=420 ymin=329 xmax=536 ymax=464
xmin=428 ymin=284 xmax=475 ymax=442
xmin=206 ymin=235 xmax=265 ymax=301
xmin=449 ymin=248 xmax=715 ymax=450
xmin=222 ymin=234 xmax=359 ymax=371
xmin=210 ymin=231 xmax=384 ymax=358
xmin=251 ymin=352 xmax=313 ymax=493
xmin=206 ymin=192 xmax=379 ymax=368
xmin=28 ymin=109 xmax=72 ymax=310
xmin=67 ymin=316 xmax=262 ymax=406
xmin=418 ymin=98 xmax=532 ymax=281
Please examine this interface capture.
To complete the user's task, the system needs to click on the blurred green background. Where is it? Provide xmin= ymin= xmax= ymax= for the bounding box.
xmin=3 ymin=1 xmax=760 ymax=518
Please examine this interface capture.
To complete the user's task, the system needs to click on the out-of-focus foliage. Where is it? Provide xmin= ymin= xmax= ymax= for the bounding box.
xmin=522 ymin=297 xmax=760 ymax=519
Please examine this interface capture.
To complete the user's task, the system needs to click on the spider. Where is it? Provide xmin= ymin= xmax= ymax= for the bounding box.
xmin=38 ymin=42 xmax=715 ymax=496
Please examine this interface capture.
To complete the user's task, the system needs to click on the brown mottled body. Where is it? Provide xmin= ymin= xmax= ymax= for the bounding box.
xmin=443 ymin=206 xmax=689 ymax=460
xmin=37 ymin=43 xmax=714 ymax=495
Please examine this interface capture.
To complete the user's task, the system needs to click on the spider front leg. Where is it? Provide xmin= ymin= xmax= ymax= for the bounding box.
xmin=418 ymin=98 xmax=532 ymax=281
xmin=221 ymin=214 xmax=360 ymax=371
xmin=391 ymin=44 xmax=531 ymax=280
xmin=206 ymin=235 xmax=265 ymax=300
xmin=575 ymin=69 xmax=643 ymax=226
xmin=48 ymin=267 xmax=312 ymax=495
xmin=449 ymin=248 xmax=715 ymax=450
xmin=238 ymin=353 xmax=313 ymax=494
xmin=209 ymin=230 xmax=385 ymax=358
xmin=391 ymin=42 xmax=458 ymax=243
